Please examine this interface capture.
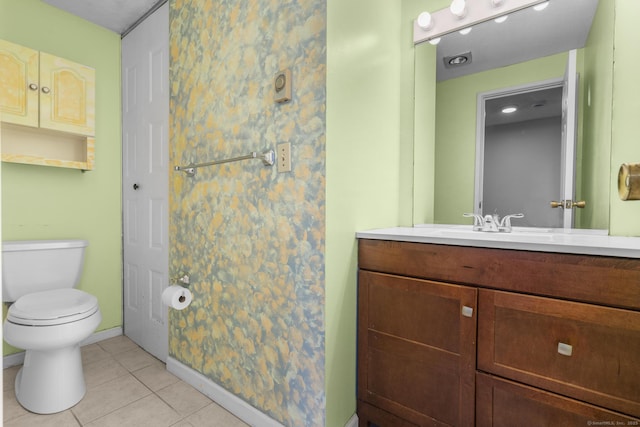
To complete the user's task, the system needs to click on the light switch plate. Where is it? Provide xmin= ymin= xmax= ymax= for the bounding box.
xmin=277 ymin=142 xmax=291 ymax=173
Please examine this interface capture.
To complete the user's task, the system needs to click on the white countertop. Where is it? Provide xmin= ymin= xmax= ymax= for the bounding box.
xmin=356 ymin=224 xmax=640 ymax=258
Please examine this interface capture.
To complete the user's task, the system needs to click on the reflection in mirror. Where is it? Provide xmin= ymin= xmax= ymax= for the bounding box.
xmin=479 ymin=81 xmax=564 ymax=228
xmin=413 ymin=0 xmax=614 ymax=230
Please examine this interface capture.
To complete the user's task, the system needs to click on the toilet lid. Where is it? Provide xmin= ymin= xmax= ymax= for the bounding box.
xmin=7 ymin=289 xmax=99 ymax=326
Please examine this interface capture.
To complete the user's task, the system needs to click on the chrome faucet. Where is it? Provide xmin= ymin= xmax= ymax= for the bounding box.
xmin=463 ymin=213 xmax=524 ymax=232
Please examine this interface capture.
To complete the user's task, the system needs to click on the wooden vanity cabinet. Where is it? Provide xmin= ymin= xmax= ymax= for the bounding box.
xmin=357 ymin=239 xmax=640 ymax=426
xmin=0 ymin=39 xmax=95 ymax=170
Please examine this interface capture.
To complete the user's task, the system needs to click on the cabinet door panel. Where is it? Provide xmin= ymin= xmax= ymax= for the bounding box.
xmin=477 ymin=373 xmax=640 ymax=426
xmin=358 ymin=271 xmax=477 ymax=426
xmin=39 ymin=52 xmax=95 ymax=136
xmin=0 ymin=39 xmax=38 ymax=127
xmin=478 ymin=289 xmax=640 ymax=417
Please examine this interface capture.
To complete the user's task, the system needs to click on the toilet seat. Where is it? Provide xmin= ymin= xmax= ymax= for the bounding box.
xmin=7 ymin=289 xmax=99 ymax=326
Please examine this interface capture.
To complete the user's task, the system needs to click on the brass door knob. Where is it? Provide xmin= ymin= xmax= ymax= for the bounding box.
xmin=550 ymin=200 xmax=586 ymax=209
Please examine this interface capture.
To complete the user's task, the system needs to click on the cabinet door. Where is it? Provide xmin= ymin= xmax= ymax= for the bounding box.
xmin=358 ymin=271 xmax=477 ymax=426
xmin=39 ymin=52 xmax=95 ymax=136
xmin=478 ymin=289 xmax=640 ymax=417
xmin=0 ymin=39 xmax=39 ymax=127
xmin=476 ymin=373 xmax=640 ymax=427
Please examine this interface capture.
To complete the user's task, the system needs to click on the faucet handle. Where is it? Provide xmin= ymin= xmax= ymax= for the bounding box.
xmin=463 ymin=213 xmax=484 ymax=231
xmin=499 ymin=213 xmax=524 ymax=232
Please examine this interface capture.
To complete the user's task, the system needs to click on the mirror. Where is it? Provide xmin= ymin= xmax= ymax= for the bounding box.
xmin=413 ymin=0 xmax=614 ymax=230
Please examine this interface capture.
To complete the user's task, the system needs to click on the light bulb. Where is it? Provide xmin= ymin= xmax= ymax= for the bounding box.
xmin=459 ymin=27 xmax=472 ymax=35
xmin=417 ymin=12 xmax=433 ymax=30
xmin=491 ymin=0 xmax=505 ymax=6
xmin=450 ymin=0 xmax=467 ymax=18
xmin=429 ymin=37 xmax=441 ymax=45
xmin=533 ymin=1 xmax=549 ymax=11
xmin=494 ymin=15 xmax=508 ymax=23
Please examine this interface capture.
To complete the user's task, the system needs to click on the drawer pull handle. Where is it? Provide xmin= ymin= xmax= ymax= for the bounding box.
xmin=461 ymin=306 xmax=474 ymax=318
xmin=557 ymin=342 xmax=573 ymax=356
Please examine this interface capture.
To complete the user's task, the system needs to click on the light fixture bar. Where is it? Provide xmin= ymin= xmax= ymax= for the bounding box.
xmin=414 ymin=0 xmax=549 ymax=45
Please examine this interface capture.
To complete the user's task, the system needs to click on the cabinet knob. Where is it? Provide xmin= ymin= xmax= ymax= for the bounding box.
xmin=41 ymin=86 xmax=50 ymax=94
xmin=557 ymin=342 xmax=573 ymax=356
xmin=28 ymin=83 xmax=38 ymax=91
xmin=461 ymin=306 xmax=474 ymax=318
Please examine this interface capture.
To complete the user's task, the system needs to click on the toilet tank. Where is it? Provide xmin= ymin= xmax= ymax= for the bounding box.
xmin=2 ymin=240 xmax=88 ymax=302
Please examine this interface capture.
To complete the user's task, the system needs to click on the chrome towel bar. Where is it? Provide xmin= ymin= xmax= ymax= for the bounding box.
xmin=174 ymin=149 xmax=275 ymax=177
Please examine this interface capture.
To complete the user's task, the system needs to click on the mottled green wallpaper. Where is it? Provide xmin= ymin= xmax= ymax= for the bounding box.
xmin=168 ymin=0 xmax=326 ymax=425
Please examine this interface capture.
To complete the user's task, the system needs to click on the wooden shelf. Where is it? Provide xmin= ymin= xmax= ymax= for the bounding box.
xmin=1 ymin=123 xmax=94 ymax=171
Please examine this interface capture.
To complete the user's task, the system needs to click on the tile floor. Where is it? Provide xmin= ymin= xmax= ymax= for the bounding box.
xmin=3 ymin=336 xmax=249 ymax=427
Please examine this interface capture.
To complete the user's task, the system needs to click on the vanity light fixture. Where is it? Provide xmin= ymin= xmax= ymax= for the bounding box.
xmin=429 ymin=37 xmax=442 ymax=46
xmin=494 ymin=15 xmax=509 ymax=23
xmin=413 ymin=0 xmax=551 ymax=45
xmin=501 ymin=105 xmax=518 ymax=114
xmin=417 ymin=11 xmax=434 ymax=30
xmin=450 ymin=0 xmax=467 ymax=18
xmin=459 ymin=27 xmax=472 ymax=35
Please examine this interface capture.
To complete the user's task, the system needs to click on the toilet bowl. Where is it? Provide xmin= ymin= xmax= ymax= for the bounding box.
xmin=2 ymin=240 xmax=102 ymax=414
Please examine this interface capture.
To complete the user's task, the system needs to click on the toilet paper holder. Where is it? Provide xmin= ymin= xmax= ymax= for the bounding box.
xmin=172 ymin=274 xmax=190 ymax=287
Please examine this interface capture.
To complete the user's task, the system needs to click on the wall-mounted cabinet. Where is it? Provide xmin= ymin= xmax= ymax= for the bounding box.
xmin=0 ymin=39 xmax=95 ymax=170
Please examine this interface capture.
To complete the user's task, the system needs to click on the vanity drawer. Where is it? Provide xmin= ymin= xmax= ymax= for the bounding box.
xmin=478 ymin=289 xmax=640 ymax=417
xmin=476 ymin=372 xmax=640 ymax=426
xmin=358 ymin=239 xmax=640 ymax=310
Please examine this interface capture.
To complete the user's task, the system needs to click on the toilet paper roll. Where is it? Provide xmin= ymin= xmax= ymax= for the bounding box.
xmin=162 ymin=285 xmax=192 ymax=310
xmin=618 ymin=163 xmax=640 ymax=201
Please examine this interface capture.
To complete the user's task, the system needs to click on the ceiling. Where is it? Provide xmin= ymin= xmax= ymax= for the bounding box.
xmin=42 ymin=0 xmax=164 ymax=35
xmin=436 ymin=0 xmax=599 ymax=81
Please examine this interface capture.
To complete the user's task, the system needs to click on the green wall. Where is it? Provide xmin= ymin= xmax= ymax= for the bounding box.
xmin=580 ymin=0 xmax=615 ymax=230
xmin=326 ymin=0 xmax=424 ymax=424
xmin=609 ymin=0 xmax=640 ymax=237
xmin=0 ymin=0 xmax=122 ymax=355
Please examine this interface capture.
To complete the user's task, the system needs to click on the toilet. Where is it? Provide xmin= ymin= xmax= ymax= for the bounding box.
xmin=2 ymin=240 xmax=101 ymax=414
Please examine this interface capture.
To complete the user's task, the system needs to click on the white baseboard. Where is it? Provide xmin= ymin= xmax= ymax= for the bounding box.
xmin=3 ymin=326 xmax=123 ymax=369
xmin=345 ymin=413 xmax=359 ymax=427
xmin=167 ymin=357 xmax=284 ymax=427
xmin=81 ymin=326 xmax=123 ymax=346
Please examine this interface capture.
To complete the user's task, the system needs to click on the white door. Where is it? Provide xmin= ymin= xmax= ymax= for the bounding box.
xmin=122 ymin=3 xmax=169 ymax=361
xmin=559 ymin=49 xmax=579 ymax=228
